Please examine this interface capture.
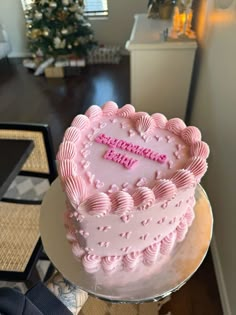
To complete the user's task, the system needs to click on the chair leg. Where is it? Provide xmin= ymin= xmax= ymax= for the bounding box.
xmin=25 ymin=265 xmax=41 ymax=289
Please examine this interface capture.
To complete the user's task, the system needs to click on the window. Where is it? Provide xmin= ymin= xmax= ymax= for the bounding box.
xmin=84 ymin=0 xmax=108 ymax=17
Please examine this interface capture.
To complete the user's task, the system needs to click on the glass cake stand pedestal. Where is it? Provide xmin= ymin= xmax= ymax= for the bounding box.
xmin=40 ymin=178 xmax=213 ymax=303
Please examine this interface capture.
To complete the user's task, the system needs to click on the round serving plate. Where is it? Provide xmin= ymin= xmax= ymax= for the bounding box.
xmin=40 ymin=178 xmax=213 ymax=303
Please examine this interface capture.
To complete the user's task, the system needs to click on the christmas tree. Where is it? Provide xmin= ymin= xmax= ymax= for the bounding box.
xmin=25 ymin=0 xmax=96 ymax=61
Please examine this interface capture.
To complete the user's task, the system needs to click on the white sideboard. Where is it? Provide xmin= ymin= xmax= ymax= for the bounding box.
xmin=126 ymin=14 xmax=197 ymax=120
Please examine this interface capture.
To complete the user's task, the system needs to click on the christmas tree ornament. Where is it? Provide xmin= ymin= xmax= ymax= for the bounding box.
xmin=68 ymin=44 xmax=72 ymax=49
xmin=69 ymin=4 xmax=79 ymax=12
xmin=54 ymin=37 xmax=66 ymax=49
xmin=49 ymin=2 xmax=57 ymax=8
xmin=43 ymin=28 xmax=50 ymax=36
xmin=61 ymin=28 xmax=68 ymax=35
xmin=35 ymin=11 xmax=43 ymax=20
xmin=62 ymin=0 xmax=70 ymax=5
xmin=57 ymin=11 xmax=68 ymax=21
xmin=30 ymin=29 xmax=42 ymax=39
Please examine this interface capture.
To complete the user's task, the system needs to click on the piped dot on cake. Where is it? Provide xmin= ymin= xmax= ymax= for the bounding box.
xmin=120 ymin=214 xmax=133 ymax=223
xmin=119 ymin=232 xmax=132 ymax=239
xmin=79 ymin=230 xmax=89 ymax=238
xmin=141 ymin=218 xmax=152 ymax=226
xmin=97 ymin=226 xmax=111 ymax=232
xmin=139 ymin=233 xmax=149 ymax=240
xmin=98 ymin=241 xmax=110 ymax=248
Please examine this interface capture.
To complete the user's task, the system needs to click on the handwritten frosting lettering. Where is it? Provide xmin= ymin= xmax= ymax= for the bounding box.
xmin=104 ymin=149 xmax=138 ymax=169
xmin=95 ymin=134 xmax=167 ymax=164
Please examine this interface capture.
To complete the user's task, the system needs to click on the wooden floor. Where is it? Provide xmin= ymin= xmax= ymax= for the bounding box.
xmin=0 ymin=57 xmax=223 ymax=315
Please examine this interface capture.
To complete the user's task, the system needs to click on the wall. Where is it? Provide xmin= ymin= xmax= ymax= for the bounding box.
xmin=0 ymin=0 xmax=28 ymax=57
xmin=190 ymin=1 xmax=236 ymax=314
xmin=0 ymin=0 xmax=147 ymax=57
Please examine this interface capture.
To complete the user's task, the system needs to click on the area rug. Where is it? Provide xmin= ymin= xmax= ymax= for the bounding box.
xmin=80 ymin=295 xmax=172 ymax=315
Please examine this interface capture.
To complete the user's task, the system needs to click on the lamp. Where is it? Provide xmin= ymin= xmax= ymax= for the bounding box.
xmin=169 ymin=1 xmax=196 ymax=39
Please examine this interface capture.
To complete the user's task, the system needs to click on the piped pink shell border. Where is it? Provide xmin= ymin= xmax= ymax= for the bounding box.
xmin=57 ymin=102 xmax=209 ymax=216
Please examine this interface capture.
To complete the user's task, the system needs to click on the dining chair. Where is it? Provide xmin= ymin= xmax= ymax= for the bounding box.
xmin=0 ymin=123 xmax=58 ymax=287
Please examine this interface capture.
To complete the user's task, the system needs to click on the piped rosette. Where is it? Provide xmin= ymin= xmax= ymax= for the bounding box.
xmin=166 ymin=118 xmax=186 ymax=135
xmin=101 ymin=256 xmax=122 ymax=273
xmin=152 ymin=179 xmax=176 ymax=201
xmin=64 ymin=176 xmax=87 ymax=210
xmin=135 ymin=114 xmax=155 ymax=136
xmin=83 ymin=192 xmax=111 ymax=216
xmin=190 ymin=141 xmax=210 ymax=159
xmin=101 ymin=101 xmax=118 ymax=116
xmin=186 ymin=157 xmax=208 ymax=181
xmin=143 ymin=242 xmax=160 ymax=265
xmin=63 ymin=126 xmax=81 ymax=143
xmin=57 ymin=141 xmax=76 ymax=161
xmin=110 ymin=191 xmax=134 ymax=216
xmin=151 ymin=113 xmax=167 ymax=129
xmin=117 ymin=104 xmax=135 ymax=118
xmin=123 ymin=251 xmax=142 ymax=271
xmin=171 ymin=169 xmax=196 ymax=190
xmin=176 ymin=217 xmax=188 ymax=242
xmin=71 ymin=114 xmax=90 ymax=130
xmin=160 ymin=231 xmax=176 ymax=255
xmin=132 ymin=187 xmax=155 ymax=211
xmin=85 ymin=105 xmax=102 ymax=120
xmin=82 ymin=254 xmax=101 ymax=273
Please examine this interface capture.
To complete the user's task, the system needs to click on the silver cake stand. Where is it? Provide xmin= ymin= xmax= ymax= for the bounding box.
xmin=40 ymin=178 xmax=213 ymax=303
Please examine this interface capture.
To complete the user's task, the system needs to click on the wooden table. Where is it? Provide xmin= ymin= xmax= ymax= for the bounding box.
xmin=0 ymin=139 xmax=34 ymax=199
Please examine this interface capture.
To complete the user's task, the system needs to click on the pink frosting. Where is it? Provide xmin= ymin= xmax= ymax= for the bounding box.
xmin=133 ymin=112 xmax=147 ymax=122
xmin=190 ymin=141 xmax=210 ymax=159
xmin=64 ymin=176 xmax=87 ymax=208
xmin=57 ymin=141 xmax=76 ymax=160
xmin=63 ymin=127 xmax=81 ymax=142
xmin=101 ymin=256 xmax=121 ymax=272
xmin=186 ymin=157 xmax=208 ymax=179
xmin=84 ymin=192 xmax=111 ymax=216
xmin=143 ymin=242 xmax=160 ymax=265
xmin=66 ymin=229 xmax=77 ymax=243
xmin=101 ymin=101 xmax=118 ymax=116
xmin=132 ymin=187 xmax=155 ymax=210
xmin=123 ymin=251 xmax=142 ymax=270
xmin=151 ymin=113 xmax=167 ymax=129
xmin=160 ymin=231 xmax=176 ymax=255
xmin=176 ymin=218 xmax=188 ymax=242
xmin=58 ymin=160 xmax=77 ymax=179
xmin=117 ymin=104 xmax=135 ymax=118
xmin=166 ymin=118 xmax=186 ymax=135
xmin=71 ymin=114 xmax=90 ymax=130
xmin=152 ymin=179 xmax=176 ymax=201
xmin=85 ymin=105 xmax=102 ymax=120
xmin=181 ymin=126 xmax=202 ymax=144
xmin=72 ymin=242 xmax=85 ymax=259
xmin=185 ymin=206 xmax=195 ymax=226
xmin=135 ymin=114 xmax=154 ymax=135
xmin=82 ymin=254 xmax=101 ymax=273
xmin=110 ymin=191 xmax=134 ymax=216
xmin=171 ymin=169 xmax=195 ymax=189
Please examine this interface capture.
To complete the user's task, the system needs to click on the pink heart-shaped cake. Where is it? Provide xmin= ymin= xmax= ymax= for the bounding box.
xmin=57 ymin=101 xmax=209 ymax=274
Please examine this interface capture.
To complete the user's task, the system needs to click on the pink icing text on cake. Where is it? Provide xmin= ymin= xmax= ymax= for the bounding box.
xmin=95 ymin=133 xmax=167 ymax=164
xmin=104 ymin=149 xmax=138 ymax=169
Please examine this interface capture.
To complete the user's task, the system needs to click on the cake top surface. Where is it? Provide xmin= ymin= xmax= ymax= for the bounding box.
xmin=57 ymin=102 xmax=209 ymax=216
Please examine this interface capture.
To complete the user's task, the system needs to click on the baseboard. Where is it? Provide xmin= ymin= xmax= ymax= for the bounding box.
xmin=8 ymin=52 xmax=31 ymax=58
xmin=211 ymin=236 xmax=232 ymax=315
